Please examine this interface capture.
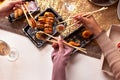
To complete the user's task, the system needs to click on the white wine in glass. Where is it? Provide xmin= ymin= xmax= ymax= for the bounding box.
xmin=0 ymin=40 xmax=19 ymax=61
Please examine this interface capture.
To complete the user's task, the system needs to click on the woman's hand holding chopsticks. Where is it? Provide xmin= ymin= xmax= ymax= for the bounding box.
xmin=73 ymin=13 xmax=103 ymax=37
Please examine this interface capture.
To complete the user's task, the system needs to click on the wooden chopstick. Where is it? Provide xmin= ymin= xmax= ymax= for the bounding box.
xmin=21 ymin=5 xmax=32 ymax=27
xmin=58 ymin=7 xmax=108 ymax=24
xmin=37 ymin=31 xmax=87 ymax=53
xmin=82 ymin=7 xmax=108 ymax=17
xmin=58 ymin=18 xmax=72 ymax=24
xmin=23 ymin=3 xmax=37 ymax=24
xmin=60 ymin=7 xmax=108 ymax=32
xmin=66 ymin=21 xmax=80 ymax=29
xmin=46 ymin=39 xmax=57 ymax=43
xmin=60 ymin=7 xmax=108 ymax=51
xmin=63 ymin=40 xmax=87 ymax=53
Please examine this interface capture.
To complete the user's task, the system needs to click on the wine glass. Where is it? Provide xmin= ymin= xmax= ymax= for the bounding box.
xmin=0 ymin=40 xmax=19 ymax=61
xmin=62 ymin=0 xmax=76 ymax=12
xmin=65 ymin=2 xmax=75 ymax=12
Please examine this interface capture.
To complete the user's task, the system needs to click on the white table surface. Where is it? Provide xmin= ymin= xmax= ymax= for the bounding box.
xmin=0 ymin=29 xmax=114 ymax=80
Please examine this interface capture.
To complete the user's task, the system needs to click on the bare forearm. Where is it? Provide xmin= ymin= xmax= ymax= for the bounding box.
xmin=96 ymin=32 xmax=120 ymax=79
xmin=52 ymin=55 xmax=68 ymax=80
xmin=51 ymin=38 xmax=73 ymax=80
xmin=52 ymin=62 xmax=66 ymax=80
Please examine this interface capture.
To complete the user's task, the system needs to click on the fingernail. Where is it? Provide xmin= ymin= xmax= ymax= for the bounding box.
xmin=58 ymin=35 xmax=63 ymax=42
xmin=78 ymin=16 xmax=81 ymax=19
xmin=58 ymin=35 xmax=62 ymax=39
xmin=13 ymin=7 xmax=16 ymax=10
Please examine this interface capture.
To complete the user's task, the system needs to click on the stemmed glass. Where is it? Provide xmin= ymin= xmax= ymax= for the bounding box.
xmin=0 ymin=40 xmax=19 ymax=61
xmin=62 ymin=0 xmax=76 ymax=12
xmin=61 ymin=0 xmax=77 ymax=23
xmin=64 ymin=2 xmax=75 ymax=12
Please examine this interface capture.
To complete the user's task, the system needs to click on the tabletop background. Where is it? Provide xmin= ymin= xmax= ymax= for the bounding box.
xmin=0 ymin=0 xmax=119 ymax=80
xmin=0 ymin=0 xmax=119 ymax=59
xmin=0 ymin=0 xmax=119 ymax=35
xmin=0 ymin=29 xmax=115 ymax=80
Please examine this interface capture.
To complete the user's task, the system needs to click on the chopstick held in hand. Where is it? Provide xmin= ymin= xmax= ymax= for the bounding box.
xmin=37 ymin=31 xmax=87 ymax=53
xmin=21 ymin=3 xmax=37 ymax=28
xmin=59 ymin=7 xmax=108 ymax=24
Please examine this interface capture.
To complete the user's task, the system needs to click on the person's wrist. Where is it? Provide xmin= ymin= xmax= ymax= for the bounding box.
xmin=91 ymin=25 xmax=102 ymax=36
xmin=94 ymin=29 xmax=105 ymax=39
xmin=93 ymin=29 xmax=103 ymax=36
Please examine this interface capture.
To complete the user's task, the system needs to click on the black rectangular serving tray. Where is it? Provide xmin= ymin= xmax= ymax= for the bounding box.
xmin=8 ymin=0 xmax=40 ymax=23
xmin=63 ymin=26 xmax=94 ymax=53
xmin=8 ymin=9 xmax=40 ymax=23
xmin=23 ymin=8 xmax=65 ymax=48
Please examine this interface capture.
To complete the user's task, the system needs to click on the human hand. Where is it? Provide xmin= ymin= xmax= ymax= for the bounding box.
xmin=52 ymin=36 xmax=73 ymax=65
xmin=0 ymin=0 xmax=22 ymax=17
xmin=73 ymin=13 xmax=102 ymax=36
xmin=52 ymin=37 xmax=73 ymax=80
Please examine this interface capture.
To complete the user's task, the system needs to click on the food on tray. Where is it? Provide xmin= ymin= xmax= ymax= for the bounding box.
xmin=117 ymin=42 xmax=120 ymax=48
xmin=36 ymin=11 xmax=55 ymax=34
xmin=23 ymin=8 xmax=65 ymax=48
xmin=56 ymin=24 xmax=65 ymax=33
xmin=63 ymin=26 xmax=94 ymax=51
xmin=44 ymin=12 xmax=55 ymax=17
xmin=38 ymin=16 xmax=46 ymax=24
xmin=14 ymin=8 xmax=24 ymax=19
xmin=29 ymin=18 xmax=36 ymax=28
xmin=17 ymin=8 xmax=23 ymax=17
xmin=36 ymin=22 xmax=44 ymax=29
xmin=35 ymin=32 xmax=47 ymax=40
xmin=47 ymin=17 xmax=54 ymax=21
xmin=14 ymin=9 xmax=18 ymax=19
xmin=68 ymin=41 xmax=80 ymax=47
xmin=8 ymin=0 xmax=39 ymax=23
xmin=14 ymin=1 xmax=28 ymax=19
xmin=44 ymin=23 xmax=52 ymax=28
xmin=82 ymin=30 xmax=93 ymax=39
xmin=45 ymin=17 xmax=54 ymax=24
xmin=44 ymin=28 xmax=53 ymax=34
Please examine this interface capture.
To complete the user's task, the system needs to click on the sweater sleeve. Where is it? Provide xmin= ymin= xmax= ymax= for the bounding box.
xmin=96 ymin=32 xmax=120 ymax=80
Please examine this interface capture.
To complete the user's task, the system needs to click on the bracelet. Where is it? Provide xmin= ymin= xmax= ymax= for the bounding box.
xmin=94 ymin=30 xmax=105 ymax=39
